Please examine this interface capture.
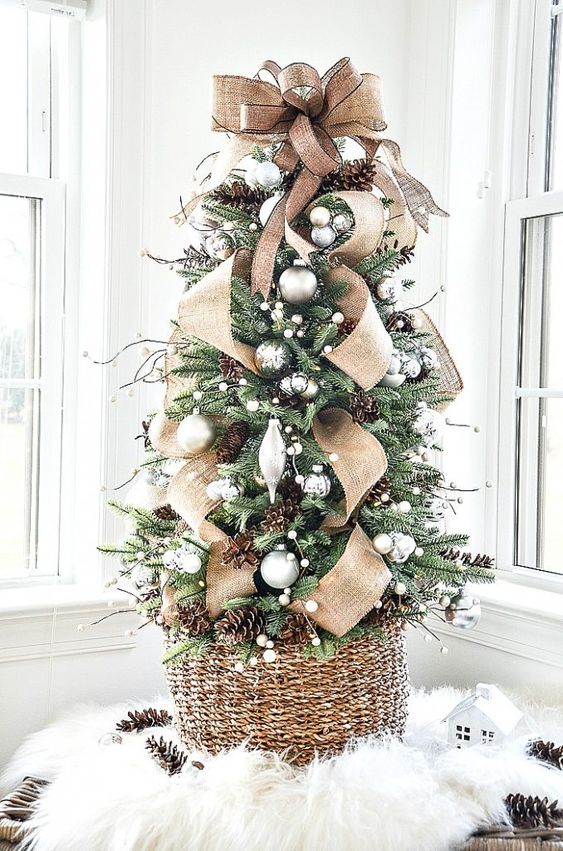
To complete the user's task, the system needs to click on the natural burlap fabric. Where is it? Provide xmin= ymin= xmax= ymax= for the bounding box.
xmin=290 ymin=524 xmax=391 ymax=637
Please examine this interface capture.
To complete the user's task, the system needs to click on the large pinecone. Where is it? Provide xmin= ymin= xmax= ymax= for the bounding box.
xmin=215 ymin=421 xmax=250 ymax=464
xmin=320 ymin=158 xmax=378 ymax=194
xmin=178 ymin=599 xmax=212 ymax=636
xmin=145 ymin=735 xmax=187 ymax=776
xmin=279 ymin=613 xmax=311 ymax=646
xmin=528 ymin=739 xmax=563 ymax=771
xmin=349 ymin=390 xmax=380 ymax=424
xmin=116 ymin=707 xmax=172 ymax=733
xmin=153 ymin=504 xmax=181 ymax=522
xmin=221 ymin=532 xmax=258 ymax=570
xmin=210 ymin=181 xmax=267 ymax=212
xmin=364 ymin=474 xmax=392 ymax=505
xmin=505 ymin=792 xmax=563 ymax=829
xmin=218 ymin=352 xmax=244 ymax=381
xmin=215 ymin=606 xmax=266 ymax=644
xmin=261 ymin=497 xmax=300 ymax=533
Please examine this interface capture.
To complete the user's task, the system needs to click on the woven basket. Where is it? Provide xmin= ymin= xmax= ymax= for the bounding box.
xmin=165 ymin=622 xmax=409 ymax=764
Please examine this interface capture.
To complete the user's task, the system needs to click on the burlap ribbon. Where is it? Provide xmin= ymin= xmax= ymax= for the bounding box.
xmin=178 ymin=58 xmax=446 ymax=296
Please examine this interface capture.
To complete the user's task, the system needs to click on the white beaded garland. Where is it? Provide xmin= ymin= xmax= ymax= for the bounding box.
xmin=256 ymin=634 xmax=268 ymax=647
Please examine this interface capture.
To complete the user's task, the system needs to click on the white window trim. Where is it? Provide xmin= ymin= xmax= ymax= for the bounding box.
xmin=0 ymin=171 xmax=65 ymax=586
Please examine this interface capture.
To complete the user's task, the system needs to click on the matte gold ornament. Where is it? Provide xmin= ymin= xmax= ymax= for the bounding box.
xmin=300 ymin=377 xmax=319 ymax=400
xmin=177 ymin=413 xmax=216 ymax=455
xmin=278 ymin=265 xmax=319 ymax=304
xmin=254 ymin=340 xmax=292 ymax=377
xmin=259 ymin=544 xmax=299 ymax=589
xmin=308 ymin=206 xmax=331 ymax=227
xmin=258 ymin=417 xmax=287 ymax=503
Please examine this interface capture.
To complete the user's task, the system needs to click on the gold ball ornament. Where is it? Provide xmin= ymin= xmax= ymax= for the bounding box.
xmin=300 ymin=377 xmax=319 ymax=400
xmin=176 ymin=413 xmax=216 ymax=455
xmin=309 ymin=206 xmax=331 ymax=227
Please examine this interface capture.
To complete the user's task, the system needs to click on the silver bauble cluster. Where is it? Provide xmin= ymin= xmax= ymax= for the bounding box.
xmin=206 ymin=477 xmax=244 ymax=502
xmin=278 ymin=265 xmax=319 ymax=304
xmin=259 ymin=544 xmax=299 ymax=589
xmin=372 ymin=531 xmax=416 ymax=563
xmin=177 ymin=413 xmax=216 ymax=455
xmin=279 ymin=372 xmax=320 ymax=401
xmin=308 ymin=205 xmax=352 ymax=249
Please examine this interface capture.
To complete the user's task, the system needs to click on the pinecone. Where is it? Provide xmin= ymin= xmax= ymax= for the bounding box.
xmin=528 ymin=739 xmax=563 ymax=771
xmin=386 ymin=311 xmax=414 ymax=333
xmin=221 ymin=532 xmax=258 ymax=570
xmin=218 ymin=352 xmax=244 ymax=381
xmin=214 ymin=606 xmax=266 ymax=644
xmin=261 ymin=497 xmax=300 ymax=533
xmin=153 ymin=504 xmax=181 ymax=522
xmin=349 ymin=390 xmax=380 ymax=424
xmin=364 ymin=474 xmax=392 ymax=505
xmin=320 ymin=158 xmax=378 ymax=194
xmin=145 ymin=735 xmax=187 ymax=776
xmin=504 ymin=792 xmax=563 ymax=830
xmin=116 ymin=707 xmax=172 ymax=733
xmin=441 ymin=548 xmax=495 ymax=570
xmin=279 ymin=613 xmax=311 ymax=646
xmin=215 ymin=421 xmax=250 ymax=464
xmin=279 ymin=477 xmax=304 ymax=505
xmin=178 ymin=599 xmax=212 ymax=636
xmin=138 ymin=419 xmax=152 ymax=449
xmin=210 ymin=181 xmax=268 ymax=212
xmin=338 ymin=317 xmax=358 ymax=337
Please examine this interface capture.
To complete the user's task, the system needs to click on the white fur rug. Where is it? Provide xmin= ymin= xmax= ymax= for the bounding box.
xmin=3 ymin=688 xmax=563 ymax=851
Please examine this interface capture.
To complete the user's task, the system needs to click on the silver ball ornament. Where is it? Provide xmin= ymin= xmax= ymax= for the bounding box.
xmin=311 ymin=225 xmax=337 ymax=248
xmin=414 ymin=407 xmax=443 ymax=446
xmin=131 ymin=563 xmax=158 ymax=590
xmin=219 ymin=477 xmax=244 ymax=501
xmin=177 ymin=413 xmax=216 ymax=455
xmin=205 ymin=232 xmax=235 ymax=261
xmin=444 ymin=593 xmax=481 ymax=630
xmin=254 ymin=161 xmax=281 ymax=188
xmin=308 ymin=206 xmax=331 ymax=227
xmin=376 ymin=277 xmax=402 ymax=302
xmin=399 ymin=351 xmax=422 ymax=380
xmin=302 ymin=464 xmax=331 ymax=498
xmin=417 ymin=345 xmax=439 ymax=371
xmin=254 ymin=340 xmax=292 ymax=377
xmin=259 ymin=545 xmax=299 ymax=589
xmin=163 ymin=545 xmax=202 ymax=574
xmin=278 ymin=266 xmax=318 ymax=304
xmin=386 ymin=532 xmax=417 ymax=564
xmin=289 ymin=372 xmax=309 ymax=394
xmin=206 ymin=479 xmax=226 ymax=500
xmin=332 ymin=212 xmax=352 ymax=233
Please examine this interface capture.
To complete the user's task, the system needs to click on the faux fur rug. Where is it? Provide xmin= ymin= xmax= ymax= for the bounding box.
xmin=3 ymin=688 xmax=563 ymax=851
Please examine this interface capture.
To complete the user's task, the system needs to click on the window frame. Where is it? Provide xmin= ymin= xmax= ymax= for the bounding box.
xmin=0 ymin=171 xmax=65 ymax=586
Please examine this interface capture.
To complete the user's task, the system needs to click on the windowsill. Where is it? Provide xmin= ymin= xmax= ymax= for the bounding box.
xmin=472 ymin=577 xmax=563 ymax=624
xmin=0 ymin=583 xmax=131 ymax=617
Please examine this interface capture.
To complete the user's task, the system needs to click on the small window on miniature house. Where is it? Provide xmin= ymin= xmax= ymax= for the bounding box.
xmin=481 ymin=729 xmax=495 ymax=743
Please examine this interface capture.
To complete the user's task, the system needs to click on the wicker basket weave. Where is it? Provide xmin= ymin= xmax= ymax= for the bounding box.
xmin=165 ymin=622 xmax=410 ymax=764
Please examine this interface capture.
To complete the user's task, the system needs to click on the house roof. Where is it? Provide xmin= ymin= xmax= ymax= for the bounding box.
xmin=442 ymin=683 xmax=522 ymax=736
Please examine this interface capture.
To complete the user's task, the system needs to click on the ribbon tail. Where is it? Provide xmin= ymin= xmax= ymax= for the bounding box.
xmin=379 ymin=138 xmax=448 ymax=232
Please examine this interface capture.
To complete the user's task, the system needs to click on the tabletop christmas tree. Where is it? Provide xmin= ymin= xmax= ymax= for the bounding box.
xmin=101 ymin=59 xmax=493 ymax=763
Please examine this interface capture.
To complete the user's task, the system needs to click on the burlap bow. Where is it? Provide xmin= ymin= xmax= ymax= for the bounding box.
xmin=178 ymin=58 xmax=447 ymax=297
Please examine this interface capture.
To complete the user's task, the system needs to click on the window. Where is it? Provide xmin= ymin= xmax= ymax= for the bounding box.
xmin=497 ymin=0 xmax=563 ymax=578
xmin=455 ymin=725 xmax=471 ymax=742
xmin=0 ymin=5 xmax=71 ymax=581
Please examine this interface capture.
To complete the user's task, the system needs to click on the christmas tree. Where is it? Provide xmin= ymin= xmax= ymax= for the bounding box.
xmin=101 ymin=59 xmax=493 ymax=758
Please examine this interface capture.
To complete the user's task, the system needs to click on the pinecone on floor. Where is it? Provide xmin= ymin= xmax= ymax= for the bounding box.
xmin=320 ymin=158 xmax=378 ymax=194
xmin=178 ymin=599 xmax=212 ymax=636
xmin=338 ymin=317 xmax=358 ymax=337
xmin=153 ymin=504 xmax=181 ymax=522
xmin=215 ymin=421 xmax=250 ymax=464
xmin=145 ymin=735 xmax=187 ymax=776
xmin=116 ymin=707 xmax=172 ymax=733
xmin=528 ymin=739 xmax=563 ymax=771
xmin=214 ymin=605 xmax=266 ymax=644
xmin=261 ymin=497 xmax=300 ymax=533
xmin=364 ymin=474 xmax=392 ymax=505
xmin=505 ymin=792 xmax=563 ymax=829
xmin=218 ymin=352 xmax=244 ymax=381
xmin=279 ymin=613 xmax=311 ymax=646
xmin=349 ymin=390 xmax=380 ymax=424
xmin=221 ymin=532 xmax=258 ymax=570
xmin=210 ymin=181 xmax=267 ymax=212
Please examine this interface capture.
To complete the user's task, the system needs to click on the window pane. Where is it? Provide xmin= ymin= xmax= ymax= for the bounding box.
xmin=0 ymin=387 xmax=39 ymax=576
xmin=0 ymin=6 xmax=28 ymax=174
xmin=0 ymin=195 xmax=40 ymax=380
xmin=520 ymin=213 xmax=563 ymax=389
xmin=516 ymin=397 xmax=563 ymax=574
